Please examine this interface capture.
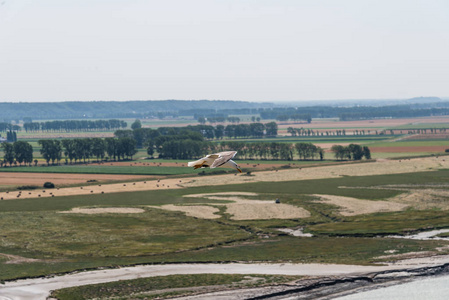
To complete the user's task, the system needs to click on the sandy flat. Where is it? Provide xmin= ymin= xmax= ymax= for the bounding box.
xmin=174 ymin=192 xmax=311 ymax=220
xmin=313 ymin=194 xmax=408 ymax=216
xmin=3 ymin=256 xmax=449 ymax=300
xmin=151 ymin=205 xmax=221 ymax=219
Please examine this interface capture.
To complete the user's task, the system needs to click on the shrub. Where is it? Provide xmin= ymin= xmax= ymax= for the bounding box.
xmin=17 ymin=185 xmax=38 ymax=190
xmin=43 ymin=182 xmax=55 ymax=189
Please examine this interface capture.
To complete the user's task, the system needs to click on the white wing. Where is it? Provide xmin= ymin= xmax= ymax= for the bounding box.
xmin=210 ymin=151 xmax=237 ymax=168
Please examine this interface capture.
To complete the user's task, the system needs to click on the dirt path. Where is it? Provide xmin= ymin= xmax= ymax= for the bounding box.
xmin=2 ymin=256 xmax=449 ymax=300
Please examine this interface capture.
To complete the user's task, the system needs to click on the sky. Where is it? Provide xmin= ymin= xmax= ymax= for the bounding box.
xmin=0 ymin=0 xmax=448 ymax=103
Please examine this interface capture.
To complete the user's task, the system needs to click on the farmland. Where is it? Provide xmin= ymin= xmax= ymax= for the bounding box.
xmin=2 ymin=116 xmax=449 ymax=299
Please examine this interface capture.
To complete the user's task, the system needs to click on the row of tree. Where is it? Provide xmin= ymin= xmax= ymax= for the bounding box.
xmin=1 ymin=137 xmax=140 ymax=167
xmin=5 ymin=131 xmax=18 ymax=142
xmin=23 ymin=119 xmax=127 ymax=132
xmin=0 ymin=123 xmax=21 ymax=132
xmin=38 ymin=137 xmax=138 ymax=165
xmin=0 ymin=141 xmax=34 ymax=167
xmin=258 ymin=102 xmax=449 ymax=121
xmin=331 ymin=144 xmax=371 ymax=160
xmin=115 ymin=123 xmax=279 ymax=151
xmin=197 ymin=116 xmax=242 ymax=124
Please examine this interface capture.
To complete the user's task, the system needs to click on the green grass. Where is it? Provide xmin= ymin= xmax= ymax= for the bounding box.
xmin=308 ymin=210 xmax=449 ymax=236
xmin=2 ymin=169 xmax=449 ymax=281
xmin=50 ymin=274 xmax=300 ymax=300
xmin=149 ymin=235 xmax=446 ymax=265
xmin=0 ymin=209 xmax=250 ymax=258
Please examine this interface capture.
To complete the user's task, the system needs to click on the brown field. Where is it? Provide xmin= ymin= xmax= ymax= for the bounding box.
xmin=370 ymin=146 xmax=449 ymax=153
xmin=0 ymin=173 xmax=157 ymax=188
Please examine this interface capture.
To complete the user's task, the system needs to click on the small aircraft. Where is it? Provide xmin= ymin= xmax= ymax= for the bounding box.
xmin=188 ymin=151 xmax=242 ymax=173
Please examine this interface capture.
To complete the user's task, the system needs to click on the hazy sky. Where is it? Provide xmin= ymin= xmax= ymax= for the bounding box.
xmin=1 ymin=0 xmax=448 ymax=102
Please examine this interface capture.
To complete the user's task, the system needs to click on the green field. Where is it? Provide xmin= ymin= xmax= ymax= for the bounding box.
xmin=2 ymin=169 xmax=449 ymax=281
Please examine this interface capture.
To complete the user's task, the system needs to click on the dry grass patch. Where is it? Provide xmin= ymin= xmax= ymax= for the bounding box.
xmin=173 ymin=192 xmax=311 ymax=220
xmin=313 ymin=194 xmax=408 ymax=216
xmin=181 ymin=157 xmax=449 ymax=188
xmin=391 ymin=189 xmax=449 ymax=210
xmin=60 ymin=207 xmax=145 ymax=214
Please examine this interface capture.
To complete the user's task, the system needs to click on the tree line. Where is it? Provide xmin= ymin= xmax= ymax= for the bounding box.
xmin=1 ymin=141 xmax=34 ymax=167
xmin=40 ymin=137 xmax=138 ymax=165
xmin=0 ymin=123 xmax=21 ymax=132
xmin=1 ymin=137 xmax=138 ymax=167
xmin=331 ymin=144 xmax=371 ymax=160
xmin=115 ymin=123 xmax=279 ymax=150
xmin=23 ymin=119 xmax=127 ymax=132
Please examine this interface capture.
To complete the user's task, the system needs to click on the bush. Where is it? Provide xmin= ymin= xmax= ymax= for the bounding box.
xmin=43 ymin=182 xmax=55 ymax=189
xmin=17 ymin=185 xmax=38 ymax=190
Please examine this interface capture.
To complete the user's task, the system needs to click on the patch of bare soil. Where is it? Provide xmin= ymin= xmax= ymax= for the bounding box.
xmin=0 ymin=253 xmax=43 ymax=264
xmin=152 ymin=205 xmax=221 ymax=219
xmin=390 ymin=189 xmax=449 ymax=210
xmin=312 ymin=194 xmax=408 ymax=216
xmin=60 ymin=207 xmax=145 ymax=214
xmin=173 ymin=192 xmax=311 ymax=220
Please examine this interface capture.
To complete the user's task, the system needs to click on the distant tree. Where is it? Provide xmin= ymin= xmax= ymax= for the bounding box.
xmin=1 ymin=142 xmax=14 ymax=166
xmin=119 ymin=137 xmax=137 ymax=160
xmin=363 ymin=146 xmax=371 ymax=159
xmin=197 ymin=117 xmax=206 ymax=124
xmin=214 ymin=125 xmax=225 ymax=139
xmin=131 ymin=119 xmax=142 ymax=130
xmin=105 ymin=138 xmax=119 ymax=161
xmin=279 ymin=143 xmax=293 ymax=161
xmin=62 ymin=139 xmax=76 ymax=164
xmin=331 ymin=145 xmax=345 ymax=160
xmin=265 ymin=122 xmax=278 ymax=137
xmin=348 ymin=144 xmax=364 ymax=160
xmin=38 ymin=140 xmax=62 ymax=165
xmin=318 ymin=146 xmax=324 ymax=161
xmin=146 ymin=140 xmax=154 ymax=158
xmin=91 ymin=138 xmax=106 ymax=161
xmin=13 ymin=141 xmax=32 ymax=166
xmin=249 ymin=123 xmax=265 ymax=137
